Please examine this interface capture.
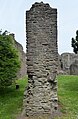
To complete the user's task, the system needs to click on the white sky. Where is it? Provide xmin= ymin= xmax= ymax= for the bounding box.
xmin=0 ymin=0 xmax=78 ymax=54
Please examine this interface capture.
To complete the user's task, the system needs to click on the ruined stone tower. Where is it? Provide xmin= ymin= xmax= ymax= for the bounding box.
xmin=23 ymin=2 xmax=58 ymax=117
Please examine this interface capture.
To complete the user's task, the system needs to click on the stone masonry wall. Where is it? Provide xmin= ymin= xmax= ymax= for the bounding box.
xmin=10 ymin=34 xmax=27 ymax=78
xmin=60 ymin=53 xmax=78 ymax=75
xmin=23 ymin=2 xmax=58 ymax=117
xmin=15 ymin=40 xmax=27 ymax=78
xmin=70 ymin=60 xmax=78 ymax=75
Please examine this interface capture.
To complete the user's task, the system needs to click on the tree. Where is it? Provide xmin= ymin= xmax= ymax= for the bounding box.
xmin=71 ymin=30 xmax=78 ymax=54
xmin=0 ymin=31 xmax=20 ymax=88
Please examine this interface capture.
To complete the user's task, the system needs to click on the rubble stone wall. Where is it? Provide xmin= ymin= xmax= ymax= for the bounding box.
xmin=10 ymin=34 xmax=27 ymax=78
xmin=60 ymin=53 xmax=78 ymax=75
xmin=15 ymin=40 xmax=27 ymax=78
xmin=23 ymin=2 xmax=58 ymax=117
xmin=70 ymin=60 xmax=78 ymax=75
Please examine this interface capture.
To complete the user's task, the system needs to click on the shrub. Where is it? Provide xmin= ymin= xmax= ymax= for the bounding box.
xmin=0 ymin=30 xmax=20 ymax=87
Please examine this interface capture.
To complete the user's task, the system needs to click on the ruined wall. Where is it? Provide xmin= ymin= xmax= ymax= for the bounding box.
xmin=15 ymin=40 xmax=27 ymax=78
xmin=70 ymin=60 xmax=78 ymax=75
xmin=23 ymin=2 xmax=58 ymax=117
xmin=10 ymin=34 xmax=27 ymax=78
xmin=59 ymin=53 xmax=78 ymax=75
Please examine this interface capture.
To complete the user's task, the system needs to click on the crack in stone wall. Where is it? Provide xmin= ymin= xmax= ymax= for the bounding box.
xmin=23 ymin=2 xmax=58 ymax=117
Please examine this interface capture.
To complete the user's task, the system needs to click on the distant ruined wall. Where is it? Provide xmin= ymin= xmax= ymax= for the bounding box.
xmin=70 ymin=60 xmax=78 ymax=75
xmin=15 ymin=41 xmax=27 ymax=78
xmin=23 ymin=2 xmax=58 ymax=117
xmin=10 ymin=34 xmax=27 ymax=78
xmin=59 ymin=53 xmax=78 ymax=75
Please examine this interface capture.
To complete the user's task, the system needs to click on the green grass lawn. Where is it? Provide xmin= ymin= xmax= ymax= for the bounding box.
xmin=57 ymin=75 xmax=78 ymax=119
xmin=0 ymin=75 xmax=78 ymax=119
xmin=0 ymin=75 xmax=28 ymax=119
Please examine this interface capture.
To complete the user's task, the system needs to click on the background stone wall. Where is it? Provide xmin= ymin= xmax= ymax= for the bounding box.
xmin=15 ymin=40 xmax=27 ymax=78
xmin=10 ymin=34 xmax=27 ymax=78
xmin=70 ymin=60 xmax=78 ymax=75
xmin=59 ymin=53 xmax=78 ymax=75
xmin=23 ymin=2 xmax=58 ymax=117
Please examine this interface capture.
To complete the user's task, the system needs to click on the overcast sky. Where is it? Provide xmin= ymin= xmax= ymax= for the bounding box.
xmin=0 ymin=0 xmax=78 ymax=54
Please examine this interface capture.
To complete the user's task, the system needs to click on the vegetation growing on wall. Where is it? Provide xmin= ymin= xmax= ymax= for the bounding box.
xmin=0 ymin=30 xmax=20 ymax=88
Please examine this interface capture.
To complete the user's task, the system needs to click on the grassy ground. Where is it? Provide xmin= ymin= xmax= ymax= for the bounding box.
xmin=0 ymin=76 xmax=28 ymax=119
xmin=57 ymin=75 xmax=78 ymax=119
xmin=0 ymin=75 xmax=78 ymax=119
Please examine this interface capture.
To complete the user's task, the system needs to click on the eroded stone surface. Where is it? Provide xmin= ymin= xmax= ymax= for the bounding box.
xmin=70 ymin=60 xmax=78 ymax=75
xmin=10 ymin=34 xmax=27 ymax=78
xmin=23 ymin=2 xmax=58 ymax=117
xmin=59 ymin=53 xmax=78 ymax=75
xmin=15 ymin=40 xmax=27 ymax=78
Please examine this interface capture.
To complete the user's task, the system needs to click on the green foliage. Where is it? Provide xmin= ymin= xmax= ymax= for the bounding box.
xmin=0 ymin=76 xmax=28 ymax=119
xmin=0 ymin=31 xmax=20 ymax=87
xmin=71 ymin=30 xmax=78 ymax=54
